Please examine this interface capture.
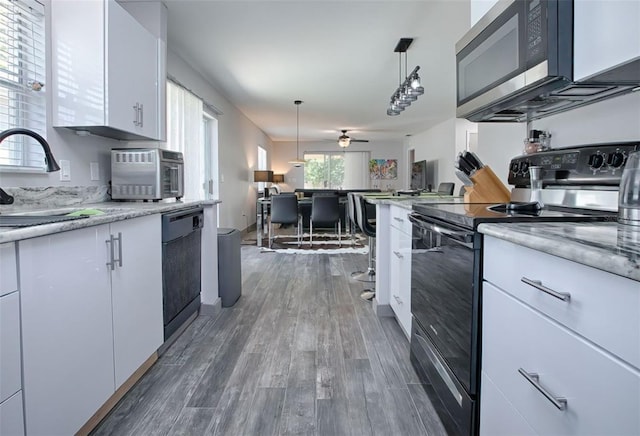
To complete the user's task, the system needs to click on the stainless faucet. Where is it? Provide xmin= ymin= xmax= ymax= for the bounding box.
xmin=0 ymin=128 xmax=61 ymax=205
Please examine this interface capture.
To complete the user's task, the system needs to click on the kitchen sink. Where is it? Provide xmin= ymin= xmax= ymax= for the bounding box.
xmin=0 ymin=214 xmax=90 ymax=227
xmin=0 ymin=207 xmax=130 ymax=227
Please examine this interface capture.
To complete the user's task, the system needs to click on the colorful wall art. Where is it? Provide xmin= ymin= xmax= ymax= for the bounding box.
xmin=369 ymin=159 xmax=398 ymax=180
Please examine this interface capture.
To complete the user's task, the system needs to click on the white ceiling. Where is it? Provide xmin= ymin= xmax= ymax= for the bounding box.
xmin=164 ymin=1 xmax=471 ymax=145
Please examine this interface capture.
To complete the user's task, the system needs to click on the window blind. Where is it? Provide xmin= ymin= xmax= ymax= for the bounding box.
xmin=0 ymin=0 xmax=46 ymax=169
xmin=167 ymin=81 xmax=205 ymax=199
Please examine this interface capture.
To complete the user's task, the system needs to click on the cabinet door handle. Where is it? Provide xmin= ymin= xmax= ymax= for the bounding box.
xmin=106 ymin=235 xmax=116 ymax=270
xmin=521 ymin=277 xmax=571 ymax=301
xmin=138 ymin=103 xmax=143 ymax=127
xmin=393 ymin=295 xmax=402 ymax=304
xmin=393 ymin=216 xmax=404 ymax=223
xmin=393 ymin=250 xmax=403 ymax=259
xmin=518 ymin=368 xmax=567 ymax=410
xmin=133 ymin=103 xmax=139 ymax=126
xmin=113 ymin=232 xmax=123 ymax=268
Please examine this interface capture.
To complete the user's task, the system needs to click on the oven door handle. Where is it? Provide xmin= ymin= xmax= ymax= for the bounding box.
xmin=409 ymin=213 xmax=474 ymax=244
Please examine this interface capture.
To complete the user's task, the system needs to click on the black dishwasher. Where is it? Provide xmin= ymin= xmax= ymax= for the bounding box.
xmin=162 ymin=207 xmax=203 ymax=342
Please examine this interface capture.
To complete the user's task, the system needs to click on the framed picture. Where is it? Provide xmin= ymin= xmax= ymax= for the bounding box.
xmin=369 ymin=159 xmax=398 ymax=180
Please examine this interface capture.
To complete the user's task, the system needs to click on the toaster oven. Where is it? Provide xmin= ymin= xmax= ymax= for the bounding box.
xmin=111 ymin=148 xmax=184 ymax=201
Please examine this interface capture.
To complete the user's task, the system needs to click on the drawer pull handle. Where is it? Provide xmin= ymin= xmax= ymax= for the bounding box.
xmin=393 ymin=295 xmax=402 ymax=304
xmin=518 ymin=368 xmax=567 ymax=411
xmin=393 ymin=250 xmax=404 ymax=259
xmin=393 ymin=217 xmax=404 ymax=223
xmin=521 ymin=277 xmax=571 ymax=302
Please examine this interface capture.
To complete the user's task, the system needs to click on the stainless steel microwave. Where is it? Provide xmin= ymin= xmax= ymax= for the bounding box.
xmin=456 ymin=0 xmax=640 ymax=122
xmin=111 ymin=148 xmax=184 ymax=201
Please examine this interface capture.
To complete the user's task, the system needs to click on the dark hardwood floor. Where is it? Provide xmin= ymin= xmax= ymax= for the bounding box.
xmin=93 ymin=245 xmax=447 ymax=435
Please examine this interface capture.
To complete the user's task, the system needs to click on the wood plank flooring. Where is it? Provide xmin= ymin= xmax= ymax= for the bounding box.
xmin=92 ymin=245 xmax=447 ymax=435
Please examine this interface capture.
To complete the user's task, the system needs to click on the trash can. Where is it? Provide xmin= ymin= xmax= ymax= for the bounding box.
xmin=217 ymin=228 xmax=241 ymax=307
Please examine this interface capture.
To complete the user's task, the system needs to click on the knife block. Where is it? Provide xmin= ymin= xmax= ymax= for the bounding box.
xmin=463 ymin=166 xmax=511 ymax=203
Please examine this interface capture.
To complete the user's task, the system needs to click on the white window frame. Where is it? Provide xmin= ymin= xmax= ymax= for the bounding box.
xmin=0 ymin=0 xmax=47 ymax=172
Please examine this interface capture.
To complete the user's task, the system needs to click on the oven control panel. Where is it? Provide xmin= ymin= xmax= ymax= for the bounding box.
xmin=508 ymin=142 xmax=639 ymax=186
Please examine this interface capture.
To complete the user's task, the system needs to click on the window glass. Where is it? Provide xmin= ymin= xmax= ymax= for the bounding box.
xmin=0 ymin=0 xmax=47 ymax=170
xmin=304 ymin=151 xmax=369 ymax=189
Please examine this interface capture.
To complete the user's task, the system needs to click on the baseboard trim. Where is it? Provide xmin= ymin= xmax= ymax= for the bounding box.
xmin=200 ymin=299 xmax=222 ymax=317
xmin=372 ymin=299 xmax=394 ymax=317
xmin=76 ymin=352 xmax=158 ymax=436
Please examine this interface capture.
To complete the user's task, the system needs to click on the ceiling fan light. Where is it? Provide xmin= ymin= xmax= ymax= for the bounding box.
xmin=338 ymin=137 xmax=350 ymax=148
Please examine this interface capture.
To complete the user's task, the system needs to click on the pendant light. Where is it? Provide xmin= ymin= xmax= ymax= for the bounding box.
xmin=387 ymin=38 xmax=423 ymax=116
xmin=288 ymin=100 xmax=306 ymax=166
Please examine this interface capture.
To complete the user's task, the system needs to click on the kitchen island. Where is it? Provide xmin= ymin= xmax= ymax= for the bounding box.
xmin=364 ymin=193 xmax=460 ymax=338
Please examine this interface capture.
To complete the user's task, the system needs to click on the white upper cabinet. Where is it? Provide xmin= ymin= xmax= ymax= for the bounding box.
xmin=574 ymin=0 xmax=640 ymax=82
xmin=51 ymin=0 xmax=164 ymax=140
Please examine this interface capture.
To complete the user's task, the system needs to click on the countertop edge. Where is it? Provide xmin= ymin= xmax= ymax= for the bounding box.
xmin=0 ymin=199 xmax=221 ymax=244
xmin=478 ymin=223 xmax=640 ymax=282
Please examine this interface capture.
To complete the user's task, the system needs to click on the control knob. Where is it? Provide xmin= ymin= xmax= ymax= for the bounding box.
xmin=519 ymin=161 xmax=530 ymax=175
xmin=588 ymin=153 xmax=605 ymax=169
xmin=510 ymin=162 xmax=520 ymax=174
xmin=607 ymin=151 xmax=625 ymax=168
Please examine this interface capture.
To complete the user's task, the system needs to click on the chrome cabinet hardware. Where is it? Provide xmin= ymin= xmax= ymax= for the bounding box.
xmin=521 ymin=277 xmax=571 ymax=301
xmin=132 ymin=103 xmax=143 ymax=127
xmin=393 ymin=216 xmax=404 ymax=222
xmin=106 ymin=233 xmax=123 ymax=270
xmin=133 ymin=103 xmax=139 ymax=126
xmin=393 ymin=294 xmax=402 ymax=304
xmin=518 ymin=368 xmax=567 ymax=410
xmin=106 ymin=235 xmax=116 ymax=270
xmin=393 ymin=250 xmax=404 ymax=259
xmin=114 ymin=232 xmax=123 ymax=267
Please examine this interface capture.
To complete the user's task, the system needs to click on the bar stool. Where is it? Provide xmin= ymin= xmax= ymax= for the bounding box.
xmin=353 ymin=194 xmax=376 ymax=300
xmin=347 ymin=192 xmax=364 ymax=276
xmin=346 ymin=192 xmax=359 ymax=244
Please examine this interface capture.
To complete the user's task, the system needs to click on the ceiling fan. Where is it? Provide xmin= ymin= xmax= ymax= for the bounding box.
xmin=337 ymin=130 xmax=369 ymax=148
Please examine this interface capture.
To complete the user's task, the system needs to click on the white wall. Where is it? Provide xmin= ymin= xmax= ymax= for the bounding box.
xmin=271 ymin=140 xmax=405 ymax=191
xmin=476 ymin=92 xmax=640 ymax=187
xmin=403 ymin=117 xmax=477 ymax=192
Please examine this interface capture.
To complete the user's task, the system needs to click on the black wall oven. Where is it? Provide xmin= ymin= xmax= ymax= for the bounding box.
xmin=408 ymin=212 xmax=481 ymax=436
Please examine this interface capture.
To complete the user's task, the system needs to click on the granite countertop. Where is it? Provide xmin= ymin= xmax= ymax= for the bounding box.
xmin=478 ymin=221 xmax=640 ymax=282
xmin=365 ymin=194 xmax=462 ymax=210
xmin=0 ymin=199 xmax=221 ymax=244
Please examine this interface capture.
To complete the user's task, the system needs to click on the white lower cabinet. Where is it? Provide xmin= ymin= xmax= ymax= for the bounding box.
xmin=0 ymin=243 xmax=24 ymax=436
xmin=388 ymin=205 xmax=412 ymax=337
xmin=0 ymin=391 xmax=25 ymax=436
xmin=481 ymin=281 xmax=640 ymax=435
xmin=20 ymin=225 xmax=115 ymax=436
xmin=480 ymin=371 xmax=535 ymax=436
xmin=19 ymin=214 xmax=163 ymax=435
xmin=110 ymin=216 xmax=163 ymax=388
xmin=1 ymin=292 xmax=23 ymax=404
